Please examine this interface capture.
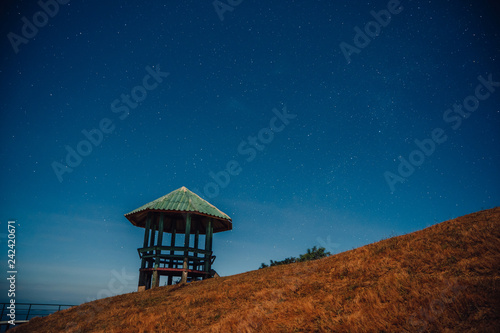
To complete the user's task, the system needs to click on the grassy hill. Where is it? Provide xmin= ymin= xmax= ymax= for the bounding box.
xmin=13 ymin=207 xmax=500 ymax=332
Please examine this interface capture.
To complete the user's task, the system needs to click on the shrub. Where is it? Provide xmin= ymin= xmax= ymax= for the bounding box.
xmin=259 ymin=246 xmax=331 ymax=269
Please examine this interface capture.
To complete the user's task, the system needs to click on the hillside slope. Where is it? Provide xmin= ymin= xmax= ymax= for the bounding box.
xmin=14 ymin=207 xmax=500 ymax=332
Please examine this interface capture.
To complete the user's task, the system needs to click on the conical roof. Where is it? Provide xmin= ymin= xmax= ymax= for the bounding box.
xmin=125 ymin=187 xmax=232 ymax=233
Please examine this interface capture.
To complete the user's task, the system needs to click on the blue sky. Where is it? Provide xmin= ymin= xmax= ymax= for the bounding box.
xmin=1 ymin=0 xmax=499 ymax=305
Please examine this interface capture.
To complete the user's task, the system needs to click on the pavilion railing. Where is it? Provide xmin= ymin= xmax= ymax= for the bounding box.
xmin=0 ymin=303 xmax=75 ymax=331
xmin=137 ymin=246 xmax=214 ymax=271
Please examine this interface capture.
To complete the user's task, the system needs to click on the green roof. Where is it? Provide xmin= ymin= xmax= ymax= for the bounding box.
xmin=124 ymin=187 xmax=232 ymax=233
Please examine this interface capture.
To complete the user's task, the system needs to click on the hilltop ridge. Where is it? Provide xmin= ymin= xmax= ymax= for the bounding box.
xmin=13 ymin=207 xmax=500 ymax=332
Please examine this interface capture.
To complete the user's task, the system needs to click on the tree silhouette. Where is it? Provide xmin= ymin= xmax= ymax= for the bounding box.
xmin=259 ymin=246 xmax=331 ymax=269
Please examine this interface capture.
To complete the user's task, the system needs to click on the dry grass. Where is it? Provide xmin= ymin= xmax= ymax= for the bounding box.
xmin=13 ymin=207 xmax=500 ymax=332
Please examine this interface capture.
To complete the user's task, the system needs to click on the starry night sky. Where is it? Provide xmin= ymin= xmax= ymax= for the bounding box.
xmin=1 ymin=0 xmax=499 ymax=304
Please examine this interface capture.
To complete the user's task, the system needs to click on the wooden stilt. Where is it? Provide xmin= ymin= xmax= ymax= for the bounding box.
xmin=194 ymin=227 xmax=199 ymax=272
xmin=138 ymin=215 xmax=151 ymax=291
xmin=181 ymin=214 xmax=191 ymax=283
xmin=168 ymin=222 xmax=176 ymax=285
xmin=204 ymin=219 xmax=213 ymax=276
xmin=151 ymin=213 xmax=164 ymax=288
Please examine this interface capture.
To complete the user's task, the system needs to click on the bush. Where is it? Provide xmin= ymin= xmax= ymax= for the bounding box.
xmin=259 ymin=246 xmax=331 ymax=269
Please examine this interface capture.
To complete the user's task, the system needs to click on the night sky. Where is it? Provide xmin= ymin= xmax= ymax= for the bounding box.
xmin=1 ymin=0 xmax=499 ymax=304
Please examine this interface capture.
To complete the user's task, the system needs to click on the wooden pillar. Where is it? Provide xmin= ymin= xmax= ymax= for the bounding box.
xmin=147 ymin=222 xmax=156 ymax=268
xmin=144 ymin=219 xmax=157 ymax=290
xmin=181 ymin=214 xmax=191 ymax=283
xmin=143 ymin=216 xmax=151 ymax=249
xmin=151 ymin=268 xmax=158 ymax=288
xmin=208 ymin=219 xmax=213 ymax=259
xmin=138 ymin=215 xmax=151 ymax=291
xmin=152 ymin=213 xmax=164 ymax=288
xmin=194 ymin=227 xmax=199 ymax=271
xmin=204 ymin=218 xmax=213 ymax=275
xmin=168 ymin=222 xmax=176 ymax=285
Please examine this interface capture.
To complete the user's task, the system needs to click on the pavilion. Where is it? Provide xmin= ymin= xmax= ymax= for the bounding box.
xmin=124 ymin=186 xmax=232 ymax=290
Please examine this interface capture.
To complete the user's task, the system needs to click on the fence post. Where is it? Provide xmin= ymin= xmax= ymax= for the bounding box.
xmin=26 ymin=304 xmax=32 ymax=320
